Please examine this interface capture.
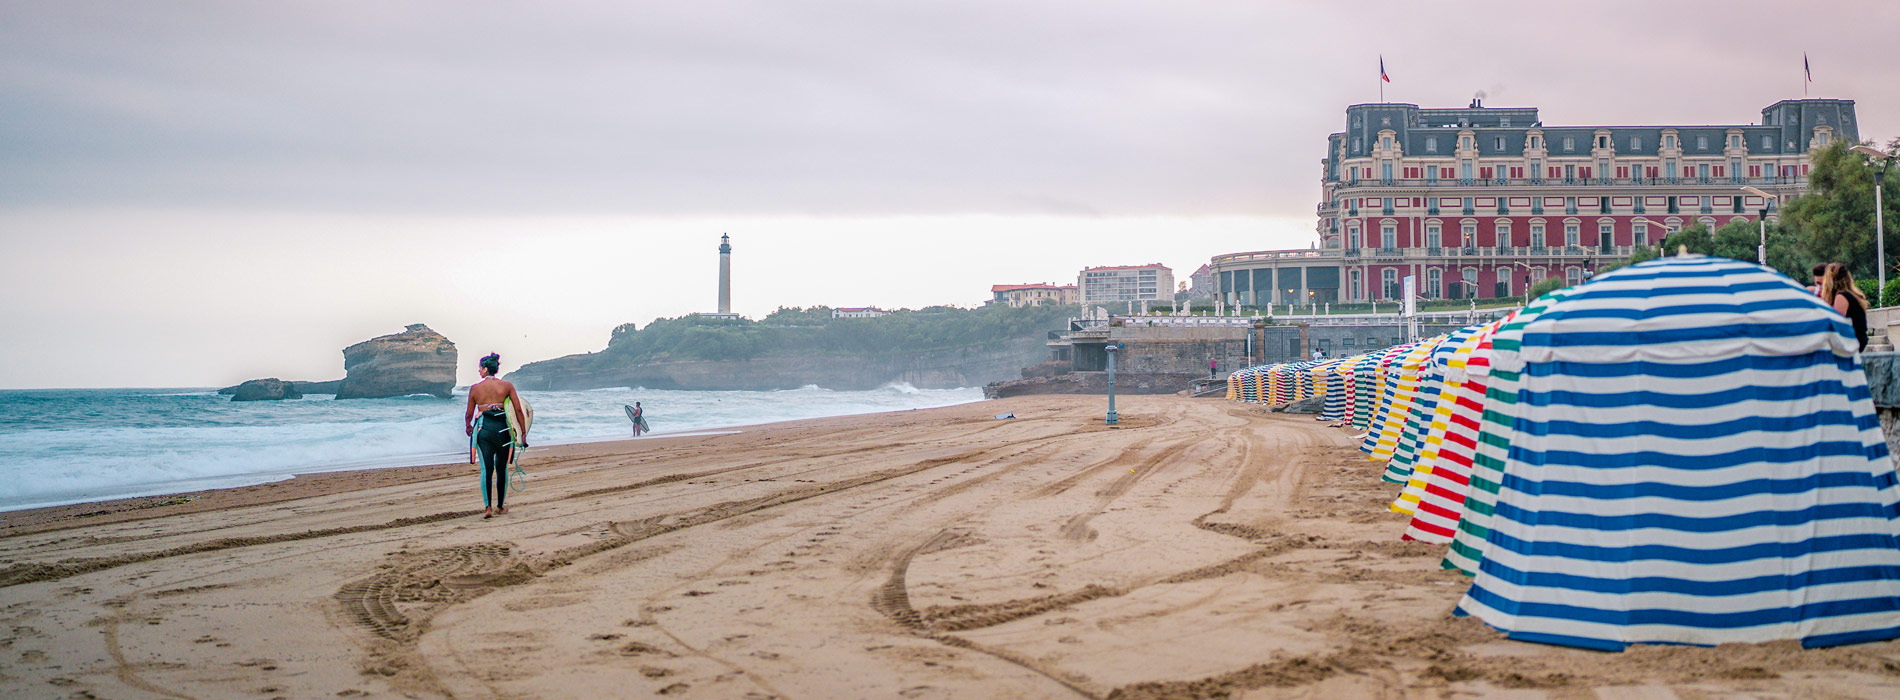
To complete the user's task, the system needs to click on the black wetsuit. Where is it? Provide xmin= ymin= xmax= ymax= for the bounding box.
xmin=474 ymin=409 xmax=513 ymax=510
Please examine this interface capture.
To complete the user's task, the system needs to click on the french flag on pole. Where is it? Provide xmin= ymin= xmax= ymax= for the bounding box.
xmin=1380 ymin=55 xmax=1390 ymax=83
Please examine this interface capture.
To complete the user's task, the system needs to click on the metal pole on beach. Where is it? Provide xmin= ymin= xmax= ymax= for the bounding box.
xmin=1105 ymin=344 xmax=1120 ymax=427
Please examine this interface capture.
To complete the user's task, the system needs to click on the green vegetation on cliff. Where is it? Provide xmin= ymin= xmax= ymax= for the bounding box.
xmin=593 ymin=303 xmax=1078 ymax=364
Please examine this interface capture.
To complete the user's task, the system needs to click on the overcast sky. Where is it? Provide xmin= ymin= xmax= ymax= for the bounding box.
xmin=5 ymin=0 xmax=1897 ymax=388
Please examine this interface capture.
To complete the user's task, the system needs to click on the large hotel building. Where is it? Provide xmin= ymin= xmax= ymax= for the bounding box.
xmin=1209 ymin=98 xmax=1859 ymax=306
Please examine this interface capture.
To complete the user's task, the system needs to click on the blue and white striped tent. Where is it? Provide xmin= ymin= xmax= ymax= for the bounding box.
xmin=1456 ymin=255 xmax=1900 ymax=650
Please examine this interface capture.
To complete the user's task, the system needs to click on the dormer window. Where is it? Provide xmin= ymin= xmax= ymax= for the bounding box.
xmin=1563 ymin=137 xmax=1575 ymax=152
xmin=1381 ymin=135 xmax=1392 ymax=149
xmin=1696 ymin=135 xmax=1708 ymax=150
xmin=1630 ymin=136 xmax=1643 ymax=151
xmin=1596 ymin=135 xmax=1608 ymax=149
xmin=1425 ymin=136 xmax=1438 ymax=153
xmin=1729 ymin=135 xmax=1742 ymax=148
xmin=1761 ymin=135 xmax=1773 ymax=151
xmin=1665 ymin=135 xmax=1676 ymax=149
xmin=1461 ymin=136 xmax=1472 ymax=150
xmin=1494 ymin=136 xmax=1505 ymax=150
xmin=1500 ymin=117 xmax=1511 ymax=127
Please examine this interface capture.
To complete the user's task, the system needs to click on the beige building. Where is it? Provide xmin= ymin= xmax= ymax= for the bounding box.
xmin=1077 ymin=264 xmax=1174 ymax=304
xmin=989 ymin=283 xmax=1079 ymax=308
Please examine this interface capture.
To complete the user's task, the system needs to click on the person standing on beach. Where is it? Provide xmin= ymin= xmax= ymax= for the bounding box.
xmin=466 ymin=353 xmax=528 ymax=518
xmin=629 ymin=401 xmax=647 ymax=437
xmin=1209 ymin=358 xmax=1218 ymax=378
xmin=1819 ymin=263 xmax=1871 ymax=351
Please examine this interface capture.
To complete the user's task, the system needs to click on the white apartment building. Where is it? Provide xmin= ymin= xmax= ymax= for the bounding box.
xmin=1078 ymin=264 xmax=1174 ymax=304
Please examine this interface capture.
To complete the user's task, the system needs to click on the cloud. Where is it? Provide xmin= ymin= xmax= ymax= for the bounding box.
xmin=3 ymin=1 xmax=1895 ymax=218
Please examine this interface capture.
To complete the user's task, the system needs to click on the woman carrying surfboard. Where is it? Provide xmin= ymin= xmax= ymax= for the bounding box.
xmin=465 ymin=353 xmax=529 ymax=519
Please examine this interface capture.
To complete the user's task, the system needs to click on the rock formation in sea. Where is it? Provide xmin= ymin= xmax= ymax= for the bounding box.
xmin=217 ymin=379 xmax=342 ymax=395
xmin=335 ymin=324 xmax=458 ymax=399
xmin=229 ymin=378 xmax=301 ymax=401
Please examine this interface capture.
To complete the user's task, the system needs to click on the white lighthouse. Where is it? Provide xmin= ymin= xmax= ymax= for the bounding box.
xmin=698 ymin=234 xmax=740 ymax=319
xmin=717 ymin=234 xmax=732 ymax=315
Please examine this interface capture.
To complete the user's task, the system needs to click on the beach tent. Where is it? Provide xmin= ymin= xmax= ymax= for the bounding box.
xmin=1386 ymin=331 xmax=1468 ymax=489
xmin=1393 ymin=325 xmax=1488 ymax=519
xmin=1444 ymin=293 xmax=1567 ymax=575
xmin=1350 ymin=349 xmax=1386 ymax=431
xmin=1457 ymin=256 xmax=1900 ymax=650
xmin=1377 ymin=339 xmax=1441 ymax=482
xmin=1361 ymin=342 xmax=1416 ymax=457
xmin=1320 ymin=358 xmax=1349 ymax=421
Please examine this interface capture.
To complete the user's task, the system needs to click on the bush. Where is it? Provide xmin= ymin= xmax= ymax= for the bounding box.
xmin=1883 ymin=278 xmax=1900 ymax=308
xmin=1527 ymin=276 xmax=1566 ymax=300
xmin=1858 ymin=279 xmax=1880 ymax=307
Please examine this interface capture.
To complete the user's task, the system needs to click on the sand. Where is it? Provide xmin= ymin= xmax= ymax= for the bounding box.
xmin=3 ymin=395 xmax=1898 ymax=700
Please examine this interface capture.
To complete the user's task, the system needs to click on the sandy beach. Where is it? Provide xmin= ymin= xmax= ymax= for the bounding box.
xmin=4 ymin=395 xmax=1899 ymax=700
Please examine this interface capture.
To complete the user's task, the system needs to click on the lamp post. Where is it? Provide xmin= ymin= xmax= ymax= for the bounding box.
xmin=1633 ymin=217 xmax=1675 ymax=253
xmin=1852 ymin=145 xmax=1896 ymax=294
xmin=1105 ymin=343 xmax=1121 ymax=426
xmin=1508 ymin=260 xmax=1535 ymax=307
xmin=1740 ymin=186 xmax=1779 ymax=267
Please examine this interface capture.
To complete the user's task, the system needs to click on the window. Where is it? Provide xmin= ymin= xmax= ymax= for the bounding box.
xmin=1530 ymin=135 xmax=1542 ymax=149
xmin=1599 ymin=222 xmax=1614 ymax=250
xmin=1381 ymin=223 xmax=1396 ymax=249
xmin=1382 ymin=269 xmax=1398 ymax=299
xmin=1428 ymin=268 xmax=1442 ymax=298
xmin=1565 ymin=222 xmax=1579 ymax=247
xmin=1349 ymin=269 xmax=1361 ymax=300
xmin=1761 ymin=135 xmax=1772 ymax=151
xmin=1496 ymin=221 xmax=1511 ymax=248
xmin=1426 ymin=223 xmax=1441 ymax=245
xmin=1353 ymin=137 xmax=1362 ymax=151
xmin=1634 ymin=221 xmax=1649 ymax=243
xmin=1531 ymin=223 xmax=1545 ymax=245
xmin=1348 ymin=224 xmax=1361 ymax=249
xmin=1381 ymin=162 xmax=1393 ymax=181
xmin=1480 ymin=166 xmax=1493 ymax=179
xmin=1461 ymin=223 xmax=1477 ymax=248
xmin=1729 ymin=134 xmax=1741 ymax=148
xmin=1463 ymin=269 xmax=1478 ymax=297
xmin=1510 ymin=166 xmax=1524 ymax=179
xmin=1494 ymin=136 xmax=1506 ymax=150
xmin=1630 ymin=136 xmax=1642 ymax=151
xmin=1461 ymin=136 xmax=1472 ymax=150
xmin=1566 ymin=267 xmax=1583 ymax=285
xmin=1426 ymin=136 xmax=1438 ymax=153
xmin=1596 ymin=135 xmax=1608 ymax=149
xmin=1696 ymin=135 xmax=1708 ymax=151
xmin=1665 ymin=135 xmax=1676 ymax=149
xmin=1617 ymin=166 xmax=1630 ymax=179
xmin=1563 ymin=136 xmax=1575 ymax=152
xmin=1381 ymin=135 xmax=1392 ymax=149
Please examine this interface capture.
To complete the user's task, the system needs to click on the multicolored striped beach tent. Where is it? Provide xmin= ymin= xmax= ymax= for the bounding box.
xmin=1456 ymin=255 xmax=1900 ymax=650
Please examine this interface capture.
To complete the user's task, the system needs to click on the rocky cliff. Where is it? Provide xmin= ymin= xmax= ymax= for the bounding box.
xmin=336 ymin=324 xmax=458 ymax=399
xmin=508 ymin=339 xmax=1044 ymax=391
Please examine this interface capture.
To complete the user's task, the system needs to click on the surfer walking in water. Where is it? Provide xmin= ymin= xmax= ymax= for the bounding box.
xmin=466 ymin=353 xmax=528 ymax=519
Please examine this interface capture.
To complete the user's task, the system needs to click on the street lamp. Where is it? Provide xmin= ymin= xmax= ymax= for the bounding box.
xmin=1633 ymin=217 xmax=1675 ymax=250
xmin=1740 ymin=186 xmax=1779 ymax=267
xmin=1852 ymin=145 xmax=1896 ymax=294
xmin=1507 ymin=260 xmax=1536 ymax=307
xmin=1104 ymin=343 xmax=1121 ymax=426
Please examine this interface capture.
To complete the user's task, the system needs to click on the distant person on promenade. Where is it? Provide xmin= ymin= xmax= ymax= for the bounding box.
xmin=1312 ymin=349 xmax=1323 ymax=361
xmin=466 ymin=353 xmax=528 ymax=519
xmin=1209 ymin=358 xmax=1218 ymax=378
xmin=1820 ymin=263 xmax=1871 ymax=351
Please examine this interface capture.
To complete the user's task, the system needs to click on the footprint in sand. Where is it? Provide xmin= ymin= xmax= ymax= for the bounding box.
xmin=639 ymin=666 xmax=672 ymax=678
xmin=657 ymin=682 xmax=690 ymax=695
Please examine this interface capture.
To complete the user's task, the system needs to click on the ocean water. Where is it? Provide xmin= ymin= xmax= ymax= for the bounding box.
xmin=0 ymin=384 xmax=984 ymax=513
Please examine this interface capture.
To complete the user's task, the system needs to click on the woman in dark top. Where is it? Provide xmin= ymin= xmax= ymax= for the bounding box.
xmin=1820 ymin=263 xmax=1871 ymax=351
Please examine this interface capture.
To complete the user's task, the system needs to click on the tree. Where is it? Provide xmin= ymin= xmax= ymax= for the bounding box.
xmin=1527 ymin=276 xmax=1565 ymax=299
xmin=1782 ymin=140 xmax=1900 ymax=281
